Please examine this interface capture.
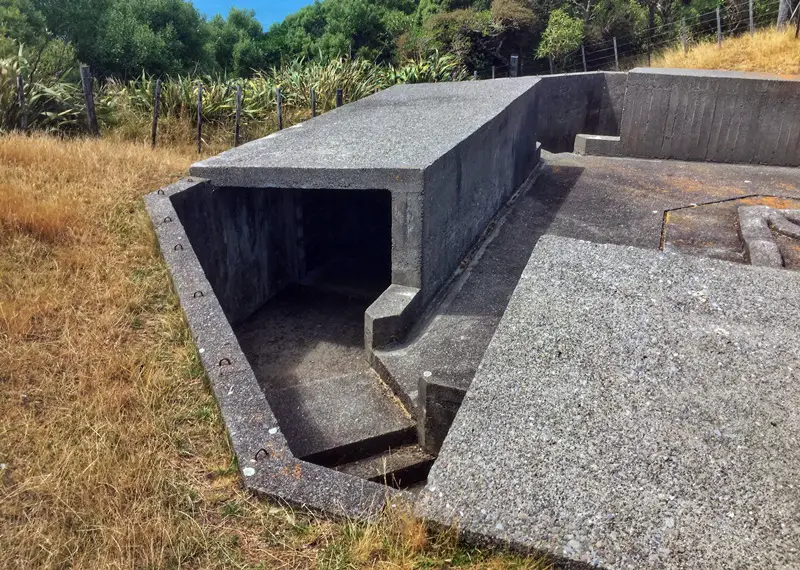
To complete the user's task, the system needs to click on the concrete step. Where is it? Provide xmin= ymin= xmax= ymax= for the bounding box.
xmin=335 ymin=444 xmax=434 ymax=488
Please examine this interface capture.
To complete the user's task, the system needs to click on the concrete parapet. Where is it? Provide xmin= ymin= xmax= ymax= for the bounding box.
xmin=535 ymin=71 xmax=626 ymax=152
xmin=620 ymin=68 xmax=800 ymax=166
xmin=191 ymin=79 xmax=542 ymax=324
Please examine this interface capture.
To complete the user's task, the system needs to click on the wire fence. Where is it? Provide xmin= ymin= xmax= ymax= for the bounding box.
xmin=482 ymin=0 xmax=793 ymax=78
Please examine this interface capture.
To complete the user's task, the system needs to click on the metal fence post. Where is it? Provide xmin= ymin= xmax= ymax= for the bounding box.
xmin=613 ymin=37 xmax=619 ymax=71
xmin=491 ymin=66 xmax=496 ymax=79
xmin=151 ymin=78 xmax=160 ymax=149
xmin=79 ymin=65 xmax=100 ymax=137
xmin=717 ymin=6 xmax=722 ymax=48
xmin=581 ymin=45 xmax=587 ymax=72
xmin=474 ymin=70 xmax=478 ymax=80
xmin=335 ymin=88 xmax=343 ymax=108
xmin=509 ymin=55 xmax=519 ymax=77
xmin=749 ymin=0 xmax=755 ymax=37
xmin=311 ymin=88 xmax=317 ymax=118
xmin=234 ymin=84 xmax=242 ymax=147
xmin=548 ymin=55 xmax=554 ymax=75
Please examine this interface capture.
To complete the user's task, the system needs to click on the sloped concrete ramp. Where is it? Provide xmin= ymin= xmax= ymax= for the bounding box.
xmin=418 ymin=236 xmax=800 ymax=569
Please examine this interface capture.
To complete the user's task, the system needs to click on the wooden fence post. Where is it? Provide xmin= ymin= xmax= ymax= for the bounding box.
xmin=276 ymin=87 xmax=283 ymax=130
xmin=17 ymin=74 xmax=26 ymax=131
xmin=151 ymin=79 xmax=161 ymax=149
xmin=311 ymin=88 xmax=317 ymax=118
xmin=749 ymin=0 xmax=755 ymax=37
xmin=234 ymin=84 xmax=242 ymax=147
xmin=778 ymin=0 xmax=790 ymax=30
xmin=682 ymin=18 xmax=688 ymax=55
xmin=79 ymin=65 xmax=100 ymax=137
xmin=717 ymin=6 xmax=722 ymax=48
xmin=336 ymin=88 xmax=343 ymax=108
xmin=613 ymin=37 xmax=619 ymax=71
xmin=491 ymin=66 xmax=496 ymax=79
xmin=790 ymin=2 xmax=800 ymax=38
xmin=196 ymin=82 xmax=202 ymax=154
xmin=473 ymin=70 xmax=478 ymax=80
xmin=548 ymin=55 xmax=554 ymax=75
xmin=581 ymin=45 xmax=587 ymax=72
xmin=509 ymin=55 xmax=519 ymax=77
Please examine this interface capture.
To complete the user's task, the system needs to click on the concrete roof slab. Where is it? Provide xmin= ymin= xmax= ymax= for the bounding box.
xmin=190 ymin=78 xmax=539 ymax=188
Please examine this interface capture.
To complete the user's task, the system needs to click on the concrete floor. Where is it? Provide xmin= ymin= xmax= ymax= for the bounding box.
xmin=376 ymin=152 xmax=800 ymax=410
xmin=235 ymin=285 xmax=414 ymax=464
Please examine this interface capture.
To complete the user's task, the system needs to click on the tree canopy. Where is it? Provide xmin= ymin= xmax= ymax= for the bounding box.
xmin=0 ymin=0 xmax=723 ymax=79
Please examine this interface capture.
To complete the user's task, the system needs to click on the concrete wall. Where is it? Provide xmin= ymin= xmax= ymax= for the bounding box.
xmin=420 ymin=85 xmax=540 ymax=301
xmin=620 ymin=68 xmax=800 ymax=166
xmin=170 ymin=184 xmax=301 ymax=324
xmin=536 ymin=71 xmax=626 ymax=152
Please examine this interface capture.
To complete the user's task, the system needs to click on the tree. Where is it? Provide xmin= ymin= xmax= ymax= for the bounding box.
xmin=0 ymin=0 xmax=46 ymax=49
xmin=263 ymin=0 xmax=417 ymax=65
xmin=536 ymin=8 xmax=584 ymax=67
xmin=207 ymin=8 xmax=264 ymax=76
xmin=34 ymin=0 xmax=210 ymax=77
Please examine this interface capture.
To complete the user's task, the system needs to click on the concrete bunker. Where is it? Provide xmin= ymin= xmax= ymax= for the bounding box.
xmin=147 ymin=67 xmax=800 ymax=568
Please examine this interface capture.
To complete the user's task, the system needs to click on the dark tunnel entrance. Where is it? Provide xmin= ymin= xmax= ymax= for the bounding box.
xmin=299 ymin=188 xmax=392 ymax=301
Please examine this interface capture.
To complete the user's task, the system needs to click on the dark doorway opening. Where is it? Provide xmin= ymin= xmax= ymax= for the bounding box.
xmin=300 ymin=188 xmax=392 ymax=301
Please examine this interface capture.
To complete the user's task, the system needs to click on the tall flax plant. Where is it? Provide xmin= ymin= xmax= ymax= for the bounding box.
xmin=0 ymin=46 xmax=91 ymax=133
xmin=266 ymin=58 xmax=385 ymax=111
xmin=2 ymin=52 xmax=468 ymax=137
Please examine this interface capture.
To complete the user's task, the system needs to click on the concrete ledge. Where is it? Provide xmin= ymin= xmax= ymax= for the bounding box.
xmin=573 ymin=134 xmax=622 ymax=157
xmin=365 ymin=284 xmax=422 ymax=351
xmin=145 ymin=179 xmax=405 ymax=519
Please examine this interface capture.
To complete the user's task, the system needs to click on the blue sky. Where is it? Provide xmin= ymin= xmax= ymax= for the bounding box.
xmin=192 ymin=0 xmax=312 ymax=28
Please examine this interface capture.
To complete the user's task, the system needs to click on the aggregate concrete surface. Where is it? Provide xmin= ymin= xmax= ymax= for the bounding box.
xmin=418 ymin=236 xmax=800 ymax=569
xmin=190 ymin=78 xmax=539 ymax=186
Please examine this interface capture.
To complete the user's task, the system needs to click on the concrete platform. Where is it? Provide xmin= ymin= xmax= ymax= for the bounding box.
xmin=418 ymin=236 xmax=800 ymax=569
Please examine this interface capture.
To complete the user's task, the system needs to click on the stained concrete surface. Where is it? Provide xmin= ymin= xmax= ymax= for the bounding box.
xmin=236 ymin=286 xmax=414 ymax=463
xmin=375 ymin=152 xmax=800 ymax=451
xmin=664 ymin=196 xmax=800 ymax=268
xmin=419 ymin=235 xmax=800 ymax=569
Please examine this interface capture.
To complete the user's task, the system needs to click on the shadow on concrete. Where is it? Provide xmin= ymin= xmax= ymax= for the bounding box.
xmin=235 ymin=285 xmax=415 ymax=465
xmin=374 ymin=165 xmax=586 ymax=403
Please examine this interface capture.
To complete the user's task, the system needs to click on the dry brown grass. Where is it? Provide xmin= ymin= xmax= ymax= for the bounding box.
xmin=654 ymin=28 xmax=800 ymax=75
xmin=0 ymin=133 xmax=549 ymax=570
